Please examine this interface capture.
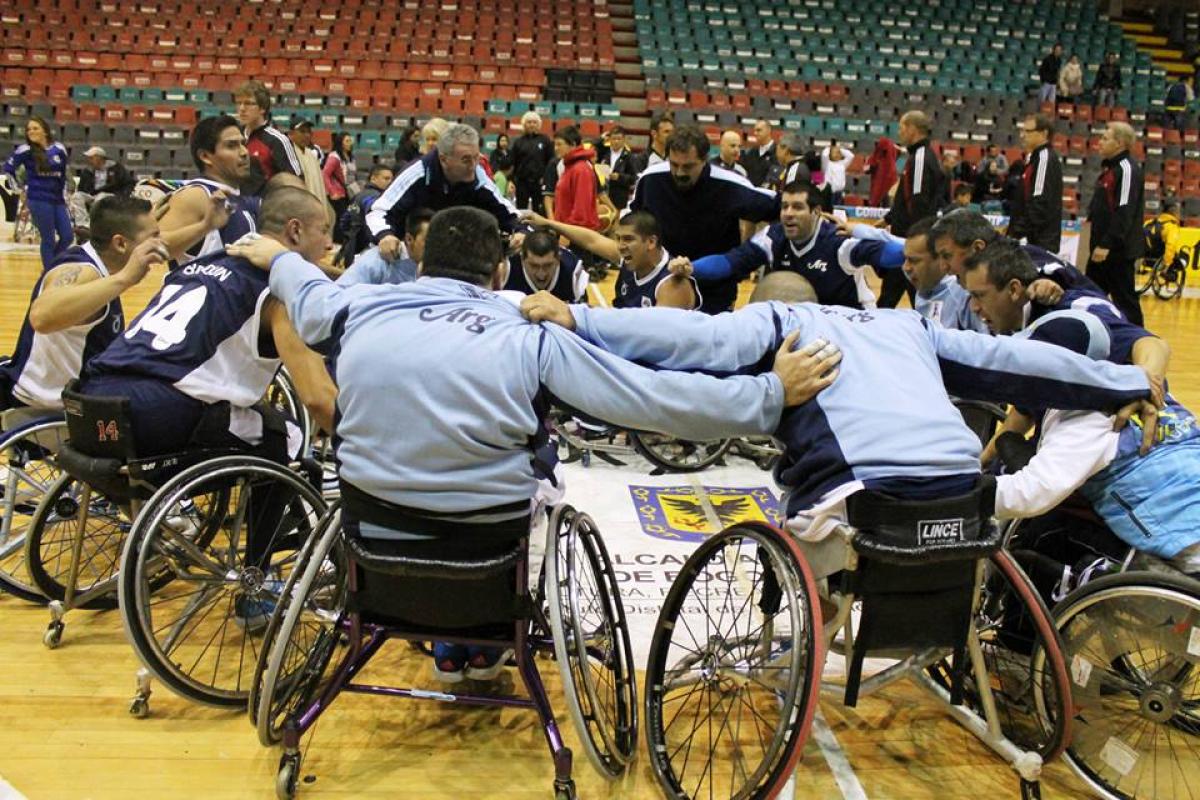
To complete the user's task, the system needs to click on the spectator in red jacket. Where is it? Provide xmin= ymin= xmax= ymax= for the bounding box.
xmin=552 ymin=126 xmax=601 ymax=230
xmin=866 ymin=137 xmax=899 ymax=207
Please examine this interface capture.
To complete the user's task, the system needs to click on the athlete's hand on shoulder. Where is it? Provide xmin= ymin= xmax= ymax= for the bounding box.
xmin=1113 ymin=397 xmax=1159 ymax=455
xmin=667 ymin=256 xmax=694 ymax=278
xmin=204 ymin=189 xmax=232 ymax=231
xmin=772 ymin=331 xmax=841 ymax=407
xmin=377 ymin=234 xmax=402 ymax=262
xmin=1025 ymin=278 xmax=1064 ymax=305
xmin=521 ymin=290 xmax=575 ymax=331
xmin=119 ymin=237 xmax=169 ymax=287
xmin=227 ymin=233 xmax=289 ymax=270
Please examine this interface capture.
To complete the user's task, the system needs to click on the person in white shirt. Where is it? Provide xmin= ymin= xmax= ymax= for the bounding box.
xmin=821 ymin=140 xmax=852 ymax=205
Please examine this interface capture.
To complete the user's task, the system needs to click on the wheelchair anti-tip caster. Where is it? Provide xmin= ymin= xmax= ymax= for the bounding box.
xmin=553 ymin=778 xmax=577 ymax=799
xmin=43 ymin=621 xmax=64 ymax=649
xmin=276 ymin=752 xmax=301 ymax=800
xmin=129 ymin=668 xmax=152 ymax=718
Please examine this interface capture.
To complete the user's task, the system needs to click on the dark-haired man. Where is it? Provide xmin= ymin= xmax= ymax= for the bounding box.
xmin=234 ymin=80 xmax=302 ymax=195
xmin=628 ymin=124 xmax=779 ymax=313
xmin=526 ymin=210 xmax=699 ymax=309
xmin=230 ymin=204 xmax=836 ymax=680
xmin=669 ymin=180 xmax=902 ymax=309
xmin=157 ymin=115 xmax=261 ymax=270
xmin=502 ymin=227 xmax=587 ymax=303
xmin=1 ymin=196 xmax=165 ymax=410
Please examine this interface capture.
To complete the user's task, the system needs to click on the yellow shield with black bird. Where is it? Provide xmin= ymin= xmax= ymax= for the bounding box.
xmin=628 ymin=485 xmax=784 ymax=543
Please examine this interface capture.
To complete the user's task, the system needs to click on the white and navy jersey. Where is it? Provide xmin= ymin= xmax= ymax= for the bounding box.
xmin=915 ymin=275 xmax=989 ymax=333
xmin=85 ymin=250 xmax=279 ymax=408
xmin=614 ymin=249 xmax=701 ymax=309
xmin=503 ymin=248 xmax=587 ymax=303
xmin=0 ymin=243 xmax=124 ymax=409
xmin=170 ymin=178 xmax=261 ymax=271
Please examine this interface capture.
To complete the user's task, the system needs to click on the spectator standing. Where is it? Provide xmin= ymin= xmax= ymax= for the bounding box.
xmin=1058 ymin=54 xmax=1085 ymax=104
xmin=3 ymin=116 xmax=73 ymax=269
xmin=551 ymin=126 xmax=601 ymax=231
xmin=1165 ymin=74 xmax=1194 ymax=132
xmin=511 ymin=111 xmax=554 ymax=213
xmin=741 ymin=119 xmax=778 ymax=188
xmin=1008 ymin=113 xmax=1063 ymax=253
xmin=1086 ymin=122 xmax=1146 ymax=325
xmin=287 ymin=118 xmax=332 ymax=224
xmin=393 ymin=125 xmax=421 ymax=172
xmin=1094 ymin=52 xmax=1122 ymax=108
xmin=602 ymin=125 xmax=637 ymax=209
xmin=637 ymin=111 xmax=675 ymax=173
xmin=627 ymin=124 xmax=779 ymax=314
xmin=882 ymin=110 xmax=944 ymax=307
xmin=711 ymin=130 xmax=749 ymax=178
xmin=1039 ymin=43 xmax=1064 ymax=104
xmin=821 ymin=140 xmax=852 ymax=205
xmin=774 ymin=132 xmax=810 ymax=190
xmin=323 ymin=131 xmax=356 ymax=238
xmin=420 ymin=118 xmax=450 ymax=155
xmin=234 ymin=80 xmax=302 ymax=195
xmin=865 ymin=136 xmax=898 ymax=207
xmin=490 ymin=134 xmax=513 ymax=171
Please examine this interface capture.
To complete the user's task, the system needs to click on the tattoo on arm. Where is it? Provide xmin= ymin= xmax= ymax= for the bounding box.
xmin=50 ymin=266 xmax=83 ymax=288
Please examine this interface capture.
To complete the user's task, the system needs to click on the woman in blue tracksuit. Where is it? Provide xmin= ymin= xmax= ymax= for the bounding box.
xmin=3 ymin=117 xmax=73 ymax=269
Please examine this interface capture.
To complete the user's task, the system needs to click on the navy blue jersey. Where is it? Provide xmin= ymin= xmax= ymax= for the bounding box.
xmin=86 ymin=250 xmax=279 ymax=407
xmin=1023 ymin=244 xmax=1103 ymax=295
xmin=0 ymin=243 xmax=125 ymax=409
xmin=503 ymin=248 xmax=587 ymax=302
xmin=1029 ymin=289 xmax=1154 ymax=366
xmin=732 ymin=220 xmax=879 ymax=308
xmin=169 ymin=178 xmax=261 ymax=271
xmin=613 ymin=250 xmax=702 ymax=309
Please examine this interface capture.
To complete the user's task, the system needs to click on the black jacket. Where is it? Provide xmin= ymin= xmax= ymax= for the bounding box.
xmin=604 ymin=148 xmax=638 ymax=209
xmin=885 ymin=139 xmax=944 ymax=236
xmin=510 ymin=133 xmax=554 ymax=184
xmin=1094 ymin=63 xmax=1122 ymax=91
xmin=77 ymin=161 xmax=134 ymax=196
xmin=1039 ymin=53 xmax=1062 ymax=85
xmin=1087 ymin=151 xmax=1145 ymax=260
xmin=1007 ymin=144 xmax=1063 ymax=253
xmin=740 ymin=142 xmax=778 ymax=188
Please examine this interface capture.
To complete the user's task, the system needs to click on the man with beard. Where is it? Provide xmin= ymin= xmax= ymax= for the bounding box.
xmin=626 ymin=124 xmax=779 ymax=314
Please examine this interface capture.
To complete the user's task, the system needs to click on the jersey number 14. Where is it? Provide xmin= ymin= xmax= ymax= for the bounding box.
xmin=124 ymin=285 xmax=209 ymax=351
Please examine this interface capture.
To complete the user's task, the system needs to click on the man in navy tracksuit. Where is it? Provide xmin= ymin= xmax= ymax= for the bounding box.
xmin=1086 ymin=123 xmax=1146 ymax=326
xmin=882 ymin=111 xmax=945 ymax=308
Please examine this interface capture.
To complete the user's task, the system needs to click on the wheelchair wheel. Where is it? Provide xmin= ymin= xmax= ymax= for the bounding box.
xmin=929 ymin=548 xmax=1072 ymax=761
xmin=265 ymin=367 xmax=313 ymax=460
xmin=118 ymin=456 xmax=326 ymax=707
xmin=546 ymin=506 xmax=638 ymax=778
xmin=24 ymin=474 xmax=130 ymax=609
xmin=252 ymin=504 xmax=347 ymax=745
xmin=0 ymin=418 xmax=67 ymax=602
xmin=630 ymin=431 xmax=731 ymax=473
xmin=1151 ymin=257 xmax=1185 ymax=301
xmin=645 ymin=522 xmax=823 ymax=800
xmin=1134 ymin=257 xmax=1158 ymax=295
xmin=1052 ymin=570 xmax=1200 ymax=800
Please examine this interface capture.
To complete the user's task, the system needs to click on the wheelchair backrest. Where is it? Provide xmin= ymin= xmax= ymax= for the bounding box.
xmin=845 ymin=480 xmax=1000 ymax=564
xmin=61 ymin=381 xmax=138 ymax=461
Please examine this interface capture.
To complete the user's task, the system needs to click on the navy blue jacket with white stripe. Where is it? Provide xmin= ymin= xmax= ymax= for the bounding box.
xmin=365 ymin=150 xmax=520 ymax=244
xmin=566 ymin=301 xmax=1150 ymax=516
xmin=1008 ymin=143 xmax=1063 ymax=253
xmin=1087 ymin=151 xmax=1145 ymax=260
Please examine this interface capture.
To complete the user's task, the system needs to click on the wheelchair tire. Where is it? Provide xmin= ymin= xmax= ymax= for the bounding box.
xmin=928 ymin=548 xmax=1073 ymax=762
xmin=253 ymin=504 xmax=347 ymax=745
xmin=1134 ymin=257 xmax=1158 ymax=295
xmin=629 ymin=431 xmax=731 ymax=473
xmin=644 ymin=522 xmax=823 ymax=800
xmin=118 ymin=456 xmax=326 ymax=707
xmin=24 ymin=473 xmax=129 ymax=610
xmin=1052 ymin=570 xmax=1200 ymax=800
xmin=546 ymin=506 xmax=638 ymax=778
xmin=0 ymin=418 xmax=68 ymax=603
xmin=266 ymin=367 xmax=313 ymax=461
xmin=1151 ymin=258 xmax=1185 ymax=301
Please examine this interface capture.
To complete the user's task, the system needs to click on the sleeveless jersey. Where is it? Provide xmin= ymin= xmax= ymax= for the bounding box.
xmin=749 ymin=221 xmax=876 ymax=309
xmin=169 ymin=178 xmax=261 ymax=271
xmin=613 ymin=250 xmax=702 ymax=309
xmin=0 ymin=243 xmax=124 ymax=408
xmin=503 ymin=248 xmax=587 ymax=302
xmin=86 ymin=250 xmax=279 ymax=407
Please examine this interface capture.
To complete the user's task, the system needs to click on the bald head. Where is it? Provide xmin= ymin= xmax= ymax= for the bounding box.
xmin=258 ymin=186 xmax=327 ymax=235
xmin=750 ymin=271 xmax=819 ymax=304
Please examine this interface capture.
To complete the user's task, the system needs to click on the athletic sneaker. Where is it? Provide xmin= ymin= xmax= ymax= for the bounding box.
xmin=234 ymin=595 xmax=273 ymax=633
xmin=433 ymin=642 xmax=467 ymax=683
xmin=465 ymin=647 xmax=513 ymax=681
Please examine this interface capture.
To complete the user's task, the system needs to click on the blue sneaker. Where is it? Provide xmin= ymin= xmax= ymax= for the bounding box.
xmin=465 ymin=647 xmax=512 ymax=681
xmin=234 ymin=592 xmax=276 ymax=634
xmin=433 ymin=642 xmax=467 ymax=683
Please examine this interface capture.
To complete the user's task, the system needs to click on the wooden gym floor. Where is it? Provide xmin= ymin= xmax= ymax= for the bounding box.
xmin=1 ymin=247 xmax=1198 ymax=799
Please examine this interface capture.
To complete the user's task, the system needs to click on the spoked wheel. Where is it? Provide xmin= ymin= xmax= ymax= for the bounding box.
xmin=118 ymin=456 xmax=327 ymax=707
xmin=1052 ymin=571 xmax=1200 ymax=800
xmin=24 ymin=474 xmax=129 ymax=609
xmin=1152 ymin=257 xmax=1186 ymax=301
xmin=546 ymin=506 xmax=638 ymax=778
xmin=0 ymin=418 xmax=67 ymax=602
xmin=630 ymin=431 xmax=731 ymax=473
xmin=265 ymin=367 xmax=313 ymax=462
xmin=1135 ymin=257 xmax=1159 ymax=295
xmin=645 ymin=522 xmax=823 ymax=800
xmin=252 ymin=504 xmax=347 ymax=745
xmin=928 ymin=549 xmax=1072 ymax=761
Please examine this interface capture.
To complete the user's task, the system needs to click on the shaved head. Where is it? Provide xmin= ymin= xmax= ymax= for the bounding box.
xmin=258 ymin=186 xmax=326 ymax=234
xmin=750 ymin=271 xmax=819 ymax=304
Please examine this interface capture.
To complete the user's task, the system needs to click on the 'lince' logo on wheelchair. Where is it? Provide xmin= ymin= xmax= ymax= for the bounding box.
xmin=96 ymin=419 xmax=120 ymax=442
xmin=629 ymin=484 xmax=783 ymax=543
xmin=917 ymin=517 xmax=965 ymax=546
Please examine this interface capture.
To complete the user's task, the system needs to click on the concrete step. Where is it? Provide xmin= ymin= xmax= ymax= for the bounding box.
xmin=615 ymin=78 xmax=646 ymax=94
xmin=616 ymin=96 xmax=648 ymax=113
xmin=613 ymin=31 xmax=637 ymax=47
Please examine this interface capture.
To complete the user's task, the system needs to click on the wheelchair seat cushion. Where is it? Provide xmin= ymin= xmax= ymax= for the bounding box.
xmin=846 ymin=478 xmax=1000 ymax=564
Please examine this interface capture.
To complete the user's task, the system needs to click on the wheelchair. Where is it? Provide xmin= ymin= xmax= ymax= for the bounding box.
xmin=644 ymin=481 xmax=1073 ymax=799
xmin=23 ymin=382 xmax=326 ymax=717
xmin=249 ymin=499 xmax=638 ymax=799
xmin=551 ymin=409 xmax=733 ymax=473
xmin=0 ymin=407 xmax=69 ymax=602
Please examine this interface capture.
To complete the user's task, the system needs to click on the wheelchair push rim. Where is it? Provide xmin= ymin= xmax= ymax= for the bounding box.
xmin=0 ymin=418 xmax=68 ymax=602
xmin=644 ymin=522 xmax=823 ymax=800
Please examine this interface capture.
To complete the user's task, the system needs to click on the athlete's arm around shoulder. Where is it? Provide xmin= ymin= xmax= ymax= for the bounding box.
xmin=261 ymin=298 xmax=337 ymax=433
xmin=29 ymin=238 xmax=165 ymax=333
xmin=156 ymin=184 xmax=231 ymax=261
xmin=655 ymin=275 xmax=698 ymax=310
